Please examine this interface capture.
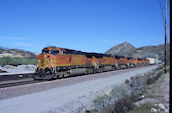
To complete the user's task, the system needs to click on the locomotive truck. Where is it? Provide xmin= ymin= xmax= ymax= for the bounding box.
xmin=33 ymin=46 xmax=150 ymax=80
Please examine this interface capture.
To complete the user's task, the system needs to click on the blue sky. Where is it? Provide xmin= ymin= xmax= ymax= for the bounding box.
xmin=0 ymin=0 xmax=170 ymax=54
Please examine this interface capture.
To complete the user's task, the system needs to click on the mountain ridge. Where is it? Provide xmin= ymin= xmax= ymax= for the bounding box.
xmin=105 ymin=42 xmax=169 ymax=61
xmin=0 ymin=47 xmax=37 ymax=58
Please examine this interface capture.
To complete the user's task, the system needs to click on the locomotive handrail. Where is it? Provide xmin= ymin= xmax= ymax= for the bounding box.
xmin=45 ymin=54 xmax=57 ymax=74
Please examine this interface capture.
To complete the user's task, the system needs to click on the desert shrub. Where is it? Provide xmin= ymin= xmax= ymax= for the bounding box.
xmin=130 ymin=75 xmax=147 ymax=95
xmin=90 ymin=84 xmax=135 ymax=113
xmin=0 ymin=57 xmax=37 ymax=66
xmin=86 ymin=66 xmax=164 ymax=113
xmin=147 ymin=70 xmax=164 ymax=85
xmin=0 ymin=57 xmax=12 ymax=65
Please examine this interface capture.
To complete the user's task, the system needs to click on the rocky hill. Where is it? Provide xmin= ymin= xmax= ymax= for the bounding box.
xmin=0 ymin=47 xmax=37 ymax=58
xmin=105 ymin=42 xmax=169 ymax=61
xmin=105 ymin=42 xmax=136 ymax=56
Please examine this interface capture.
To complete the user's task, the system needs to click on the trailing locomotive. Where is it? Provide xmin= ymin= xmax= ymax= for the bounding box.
xmin=33 ymin=46 xmax=150 ymax=80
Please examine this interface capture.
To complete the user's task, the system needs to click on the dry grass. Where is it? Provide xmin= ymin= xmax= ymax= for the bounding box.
xmin=130 ymin=103 xmax=155 ymax=113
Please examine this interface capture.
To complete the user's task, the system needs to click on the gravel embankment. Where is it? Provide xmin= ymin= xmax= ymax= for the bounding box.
xmin=0 ymin=65 xmax=157 ymax=113
xmin=0 ymin=65 xmax=36 ymax=75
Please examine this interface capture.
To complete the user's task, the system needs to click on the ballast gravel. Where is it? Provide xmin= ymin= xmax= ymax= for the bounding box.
xmin=0 ymin=65 xmax=157 ymax=113
xmin=0 ymin=65 xmax=36 ymax=75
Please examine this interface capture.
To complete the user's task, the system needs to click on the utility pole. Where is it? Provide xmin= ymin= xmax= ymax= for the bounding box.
xmin=164 ymin=0 xmax=167 ymax=73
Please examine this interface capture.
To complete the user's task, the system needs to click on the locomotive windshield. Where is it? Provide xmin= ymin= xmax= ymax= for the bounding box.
xmin=50 ymin=50 xmax=59 ymax=55
xmin=42 ymin=50 xmax=59 ymax=55
xmin=42 ymin=50 xmax=49 ymax=54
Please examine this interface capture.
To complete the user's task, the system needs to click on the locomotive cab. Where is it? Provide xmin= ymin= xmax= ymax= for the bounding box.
xmin=34 ymin=47 xmax=62 ymax=80
xmin=42 ymin=47 xmax=61 ymax=55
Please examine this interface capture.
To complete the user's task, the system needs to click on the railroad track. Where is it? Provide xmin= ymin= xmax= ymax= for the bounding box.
xmin=0 ymin=73 xmax=41 ymax=88
xmin=0 ymin=79 xmax=39 ymax=88
xmin=0 ymin=65 xmax=156 ymax=88
xmin=0 ymin=73 xmax=34 ymax=81
xmin=0 ymin=67 xmax=135 ymax=88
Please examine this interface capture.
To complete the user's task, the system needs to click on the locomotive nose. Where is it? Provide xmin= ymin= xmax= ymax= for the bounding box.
xmin=37 ymin=54 xmax=48 ymax=68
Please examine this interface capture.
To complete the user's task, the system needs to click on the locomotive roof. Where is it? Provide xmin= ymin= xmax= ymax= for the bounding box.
xmin=127 ymin=56 xmax=133 ymax=60
xmin=114 ymin=55 xmax=125 ymax=58
xmin=44 ymin=46 xmax=112 ymax=58
xmin=43 ymin=46 xmax=148 ymax=60
xmin=137 ymin=58 xmax=143 ymax=60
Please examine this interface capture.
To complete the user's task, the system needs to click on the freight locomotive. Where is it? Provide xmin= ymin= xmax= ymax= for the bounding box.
xmin=33 ymin=46 xmax=150 ymax=80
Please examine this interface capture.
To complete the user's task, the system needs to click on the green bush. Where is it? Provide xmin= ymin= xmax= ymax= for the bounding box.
xmin=0 ymin=57 xmax=37 ymax=66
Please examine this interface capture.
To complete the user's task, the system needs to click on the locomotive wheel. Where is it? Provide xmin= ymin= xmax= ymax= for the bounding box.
xmin=93 ymin=68 xmax=98 ymax=74
xmin=93 ymin=70 xmax=96 ymax=74
xmin=89 ymin=69 xmax=94 ymax=74
xmin=97 ymin=68 xmax=101 ymax=73
xmin=63 ymin=72 xmax=70 ymax=78
xmin=58 ymin=72 xmax=64 ymax=78
xmin=112 ymin=67 xmax=116 ymax=71
xmin=52 ymin=74 xmax=58 ymax=79
xmin=86 ymin=69 xmax=90 ymax=75
xmin=99 ymin=68 xmax=103 ymax=73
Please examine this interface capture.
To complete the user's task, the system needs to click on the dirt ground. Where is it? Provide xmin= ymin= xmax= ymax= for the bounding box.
xmin=132 ymin=72 xmax=169 ymax=113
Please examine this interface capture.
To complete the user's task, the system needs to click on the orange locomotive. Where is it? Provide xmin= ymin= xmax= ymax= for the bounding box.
xmin=33 ymin=46 xmax=150 ymax=80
